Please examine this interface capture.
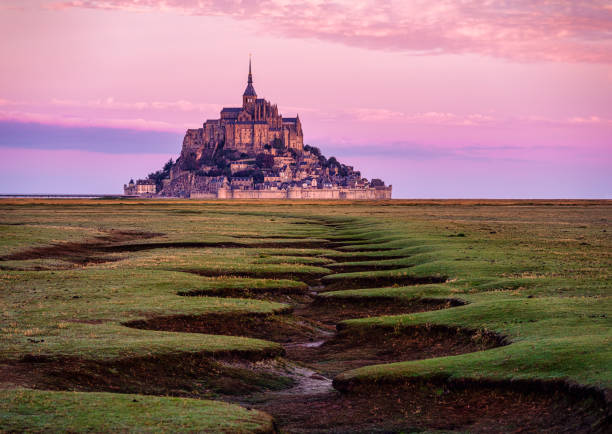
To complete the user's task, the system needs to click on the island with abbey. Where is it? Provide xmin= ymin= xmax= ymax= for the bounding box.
xmin=124 ymin=61 xmax=392 ymax=199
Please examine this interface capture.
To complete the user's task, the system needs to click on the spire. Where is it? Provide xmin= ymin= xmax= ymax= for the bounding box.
xmin=248 ymin=55 xmax=252 ymax=84
xmin=243 ymin=55 xmax=257 ymax=97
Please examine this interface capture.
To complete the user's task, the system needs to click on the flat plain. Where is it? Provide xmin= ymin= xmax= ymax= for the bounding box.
xmin=0 ymin=199 xmax=610 ymax=433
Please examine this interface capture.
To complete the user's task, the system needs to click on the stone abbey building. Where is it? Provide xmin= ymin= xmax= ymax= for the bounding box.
xmin=124 ymin=60 xmax=391 ymax=200
xmin=183 ymin=59 xmax=304 ymax=159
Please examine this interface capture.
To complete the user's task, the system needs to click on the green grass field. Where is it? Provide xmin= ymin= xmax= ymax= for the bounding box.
xmin=0 ymin=199 xmax=610 ymax=432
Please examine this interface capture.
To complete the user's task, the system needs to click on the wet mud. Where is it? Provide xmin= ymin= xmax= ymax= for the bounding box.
xmin=0 ymin=230 xmax=161 ymax=265
xmin=259 ymin=379 xmax=609 ymax=433
xmin=177 ymin=268 xmax=330 ymax=285
xmin=286 ymin=324 xmax=507 ymax=378
xmin=321 ymin=273 xmax=447 ymax=290
xmin=100 ymin=239 xmax=334 ymax=252
xmin=298 ymin=295 xmax=466 ymax=325
xmin=1 ymin=351 xmax=290 ymax=398
xmin=322 ymin=252 xmax=411 ymax=262
xmin=324 ymin=263 xmax=411 ymax=273
xmin=123 ymin=311 xmax=323 ymax=344
xmin=177 ymin=285 xmax=311 ymax=299
xmin=0 ymin=232 xmax=335 ymax=266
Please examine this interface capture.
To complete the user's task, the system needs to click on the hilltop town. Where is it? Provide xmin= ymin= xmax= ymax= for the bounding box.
xmin=124 ymin=61 xmax=391 ymax=199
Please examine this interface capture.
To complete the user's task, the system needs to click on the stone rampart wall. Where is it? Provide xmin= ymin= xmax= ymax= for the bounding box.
xmin=209 ymin=187 xmax=391 ymax=200
xmin=190 ymin=192 xmax=218 ymax=199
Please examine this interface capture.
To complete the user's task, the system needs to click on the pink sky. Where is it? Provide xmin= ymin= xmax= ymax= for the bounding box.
xmin=0 ymin=0 xmax=611 ymax=197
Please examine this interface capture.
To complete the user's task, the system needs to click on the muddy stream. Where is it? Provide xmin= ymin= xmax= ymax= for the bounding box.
xmin=4 ymin=225 xmax=609 ymax=432
xmin=166 ymin=228 xmax=609 ymax=433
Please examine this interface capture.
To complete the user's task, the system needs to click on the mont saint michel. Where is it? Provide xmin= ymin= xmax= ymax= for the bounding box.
xmin=124 ymin=61 xmax=392 ymax=199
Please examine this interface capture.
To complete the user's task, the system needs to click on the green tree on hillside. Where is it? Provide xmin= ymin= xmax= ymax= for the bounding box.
xmin=148 ymin=158 xmax=174 ymax=192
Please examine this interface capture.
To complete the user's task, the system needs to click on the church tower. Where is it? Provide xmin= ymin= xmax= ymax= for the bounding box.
xmin=243 ymin=58 xmax=257 ymax=110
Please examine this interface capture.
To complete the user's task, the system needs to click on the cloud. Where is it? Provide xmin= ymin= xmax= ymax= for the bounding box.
xmin=345 ymin=108 xmax=495 ymax=125
xmin=567 ymin=116 xmax=612 ymax=125
xmin=321 ymin=140 xmax=611 ymax=167
xmin=305 ymin=105 xmax=612 ymax=129
xmin=3 ymin=94 xmax=611 ymax=137
xmin=0 ymin=109 xmax=186 ymax=132
xmin=50 ymin=97 xmax=220 ymax=113
xmin=51 ymin=97 xmax=149 ymax=111
xmin=48 ymin=0 xmax=612 ymax=63
xmin=0 ymin=120 xmax=181 ymax=154
xmin=0 ymin=97 xmax=227 ymax=132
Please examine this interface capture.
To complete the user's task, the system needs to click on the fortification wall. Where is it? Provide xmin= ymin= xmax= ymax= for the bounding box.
xmin=190 ymin=192 xmax=218 ymax=199
xmin=230 ymin=189 xmax=288 ymax=199
xmin=209 ymin=187 xmax=391 ymax=200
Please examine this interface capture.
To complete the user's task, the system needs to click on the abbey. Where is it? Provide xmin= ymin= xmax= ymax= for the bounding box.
xmin=124 ymin=60 xmax=391 ymax=200
xmin=183 ymin=59 xmax=303 ymax=159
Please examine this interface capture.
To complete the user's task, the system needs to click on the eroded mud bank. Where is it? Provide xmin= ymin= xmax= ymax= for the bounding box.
xmin=260 ymin=378 xmax=610 ymax=433
xmin=321 ymin=273 xmax=447 ymax=290
xmin=0 ymin=231 xmax=335 ymax=267
xmin=0 ymin=230 xmax=160 ymax=265
xmin=1 ymin=350 xmax=289 ymax=398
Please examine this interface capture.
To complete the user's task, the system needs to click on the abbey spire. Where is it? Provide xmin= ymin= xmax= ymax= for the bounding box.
xmin=248 ymin=57 xmax=253 ymax=84
xmin=243 ymin=57 xmax=257 ymax=106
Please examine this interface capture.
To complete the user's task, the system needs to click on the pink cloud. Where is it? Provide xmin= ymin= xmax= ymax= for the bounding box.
xmin=47 ymin=0 xmax=612 ymax=63
xmin=5 ymin=93 xmax=610 ymax=135
xmin=344 ymin=108 xmax=496 ymax=125
xmin=567 ymin=115 xmax=612 ymax=125
xmin=3 ymin=94 xmax=611 ymax=143
xmin=50 ymin=97 xmax=220 ymax=113
xmin=0 ymin=108 xmax=186 ymax=132
xmin=0 ymin=97 xmax=228 ymax=132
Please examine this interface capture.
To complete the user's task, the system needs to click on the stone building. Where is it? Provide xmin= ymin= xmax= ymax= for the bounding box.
xmin=124 ymin=179 xmax=156 ymax=196
xmin=180 ymin=59 xmax=303 ymax=162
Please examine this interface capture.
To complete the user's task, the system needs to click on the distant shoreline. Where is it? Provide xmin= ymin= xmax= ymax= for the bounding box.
xmin=0 ymin=195 xmax=609 ymax=204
